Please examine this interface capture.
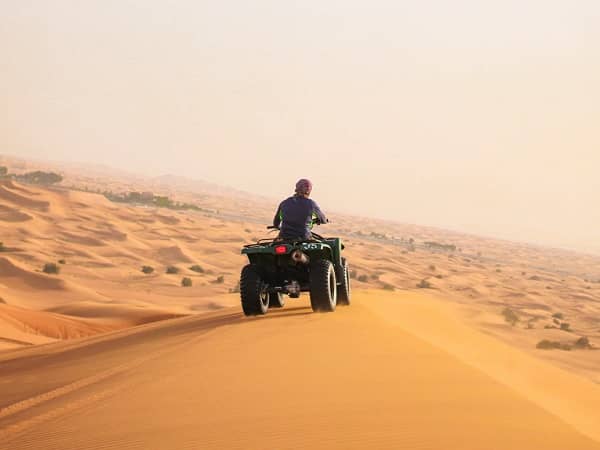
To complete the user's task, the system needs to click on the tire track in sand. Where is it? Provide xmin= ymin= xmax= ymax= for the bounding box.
xmin=0 ymin=312 xmax=240 ymax=442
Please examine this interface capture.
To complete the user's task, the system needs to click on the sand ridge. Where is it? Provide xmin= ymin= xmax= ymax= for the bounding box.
xmin=1 ymin=293 xmax=599 ymax=449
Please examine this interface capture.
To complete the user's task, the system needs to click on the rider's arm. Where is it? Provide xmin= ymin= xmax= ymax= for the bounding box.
xmin=273 ymin=202 xmax=283 ymax=228
xmin=311 ymin=200 xmax=328 ymax=225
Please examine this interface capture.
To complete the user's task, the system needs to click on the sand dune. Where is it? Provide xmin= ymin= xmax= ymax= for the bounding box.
xmin=1 ymin=292 xmax=599 ymax=449
xmin=1 ymin=160 xmax=600 ymax=448
xmin=0 ymin=257 xmax=65 ymax=291
xmin=0 ymin=184 xmax=50 ymax=211
xmin=0 ymin=303 xmax=120 ymax=342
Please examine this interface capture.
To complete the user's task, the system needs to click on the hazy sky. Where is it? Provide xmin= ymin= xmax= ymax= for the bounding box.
xmin=2 ymin=1 xmax=599 ymax=251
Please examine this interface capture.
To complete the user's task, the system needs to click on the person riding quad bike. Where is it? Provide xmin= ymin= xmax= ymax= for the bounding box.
xmin=239 ymin=178 xmax=350 ymax=315
xmin=273 ymin=179 xmax=328 ymax=240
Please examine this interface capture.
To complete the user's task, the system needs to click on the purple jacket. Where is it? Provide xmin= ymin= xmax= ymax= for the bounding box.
xmin=273 ymin=196 xmax=328 ymax=240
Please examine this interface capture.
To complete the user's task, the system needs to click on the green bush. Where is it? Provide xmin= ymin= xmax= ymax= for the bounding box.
xmin=181 ymin=277 xmax=193 ymax=287
xmin=560 ymin=323 xmax=572 ymax=332
xmin=141 ymin=266 xmax=154 ymax=274
xmin=552 ymin=312 xmax=564 ymax=320
xmin=574 ymin=337 xmax=592 ymax=349
xmin=166 ymin=266 xmax=180 ymax=274
xmin=16 ymin=171 xmax=63 ymax=185
xmin=58 ymin=259 xmax=66 ymax=265
xmin=357 ymin=274 xmax=369 ymax=283
xmin=189 ymin=265 xmax=205 ymax=273
xmin=349 ymin=270 xmax=357 ymax=279
xmin=43 ymin=263 xmax=60 ymax=274
xmin=382 ymin=283 xmax=395 ymax=291
xmin=536 ymin=340 xmax=571 ymax=351
xmin=502 ymin=307 xmax=519 ymax=326
xmin=215 ymin=275 xmax=225 ymax=284
xmin=429 ymin=265 xmax=436 ymax=271
xmin=416 ymin=279 xmax=432 ymax=289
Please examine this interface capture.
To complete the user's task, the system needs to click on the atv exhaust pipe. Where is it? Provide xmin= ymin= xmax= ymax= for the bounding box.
xmin=291 ymin=249 xmax=310 ymax=265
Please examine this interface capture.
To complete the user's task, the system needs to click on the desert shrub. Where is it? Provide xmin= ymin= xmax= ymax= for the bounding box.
xmin=552 ymin=312 xmax=564 ymax=320
xmin=357 ymin=274 xmax=369 ymax=282
xmin=370 ymin=273 xmax=380 ymax=281
xmin=382 ymin=283 xmax=395 ymax=291
xmin=0 ymin=242 xmax=5 ymax=252
xmin=573 ymin=337 xmax=592 ymax=349
xmin=0 ymin=166 xmax=7 ymax=176
xmin=553 ymin=318 xmax=560 ymax=325
xmin=434 ymin=274 xmax=443 ymax=279
xmin=416 ymin=279 xmax=432 ymax=289
xmin=349 ymin=270 xmax=357 ymax=279
xmin=544 ymin=325 xmax=556 ymax=329
xmin=536 ymin=340 xmax=571 ymax=351
xmin=244 ymin=228 xmax=252 ymax=233
xmin=560 ymin=322 xmax=572 ymax=332
xmin=529 ymin=275 xmax=541 ymax=281
xmin=502 ymin=307 xmax=519 ymax=326
xmin=189 ymin=265 xmax=205 ymax=273
xmin=43 ymin=263 xmax=60 ymax=274
xmin=58 ymin=259 xmax=66 ymax=264
xmin=16 ymin=171 xmax=63 ymax=185
xmin=215 ymin=275 xmax=225 ymax=284
xmin=166 ymin=266 xmax=180 ymax=274
xmin=429 ymin=265 xmax=436 ymax=271
xmin=495 ymin=268 xmax=502 ymax=273
xmin=229 ymin=281 xmax=240 ymax=293
xmin=424 ymin=241 xmax=456 ymax=252
xmin=181 ymin=277 xmax=193 ymax=287
xmin=141 ymin=265 xmax=154 ymax=274
xmin=522 ymin=271 xmax=527 ymax=276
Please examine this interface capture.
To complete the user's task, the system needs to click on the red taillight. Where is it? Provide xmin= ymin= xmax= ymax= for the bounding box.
xmin=275 ymin=245 xmax=287 ymax=255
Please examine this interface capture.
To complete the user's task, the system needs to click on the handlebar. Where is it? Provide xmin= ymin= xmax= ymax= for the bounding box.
xmin=267 ymin=219 xmax=329 ymax=231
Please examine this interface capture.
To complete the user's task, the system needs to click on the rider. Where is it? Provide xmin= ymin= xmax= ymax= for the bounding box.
xmin=273 ymin=179 xmax=328 ymax=240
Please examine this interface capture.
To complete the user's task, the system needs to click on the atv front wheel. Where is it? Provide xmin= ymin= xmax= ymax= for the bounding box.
xmin=337 ymin=258 xmax=351 ymax=306
xmin=240 ymin=265 xmax=269 ymax=316
xmin=269 ymin=292 xmax=285 ymax=308
xmin=310 ymin=259 xmax=337 ymax=312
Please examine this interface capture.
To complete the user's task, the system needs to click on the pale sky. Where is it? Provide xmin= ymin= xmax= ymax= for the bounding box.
xmin=1 ymin=1 xmax=599 ymax=252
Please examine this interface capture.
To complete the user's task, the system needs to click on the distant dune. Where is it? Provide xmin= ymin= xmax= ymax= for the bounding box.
xmin=1 ymin=159 xmax=600 ymax=448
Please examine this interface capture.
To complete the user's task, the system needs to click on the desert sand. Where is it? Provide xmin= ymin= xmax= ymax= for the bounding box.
xmin=1 ymin=156 xmax=600 ymax=448
xmin=2 ymin=292 xmax=600 ymax=449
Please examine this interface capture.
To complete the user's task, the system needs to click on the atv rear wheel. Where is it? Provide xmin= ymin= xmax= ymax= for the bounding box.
xmin=240 ymin=265 xmax=269 ymax=316
xmin=337 ymin=258 xmax=351 ymax=306
xmin=310 ymin=259 xmax=337 ymax=312
xmin=269 ymin=292 xmax=285 ymax=308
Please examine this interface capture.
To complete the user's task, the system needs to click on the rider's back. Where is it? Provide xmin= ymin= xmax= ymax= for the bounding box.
xmin=277 ymin=196 xmax=322 ymax=240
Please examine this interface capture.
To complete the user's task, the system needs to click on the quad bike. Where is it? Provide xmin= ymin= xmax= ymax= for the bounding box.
xmin=239 ymin=224 xmax=351 ymax=316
